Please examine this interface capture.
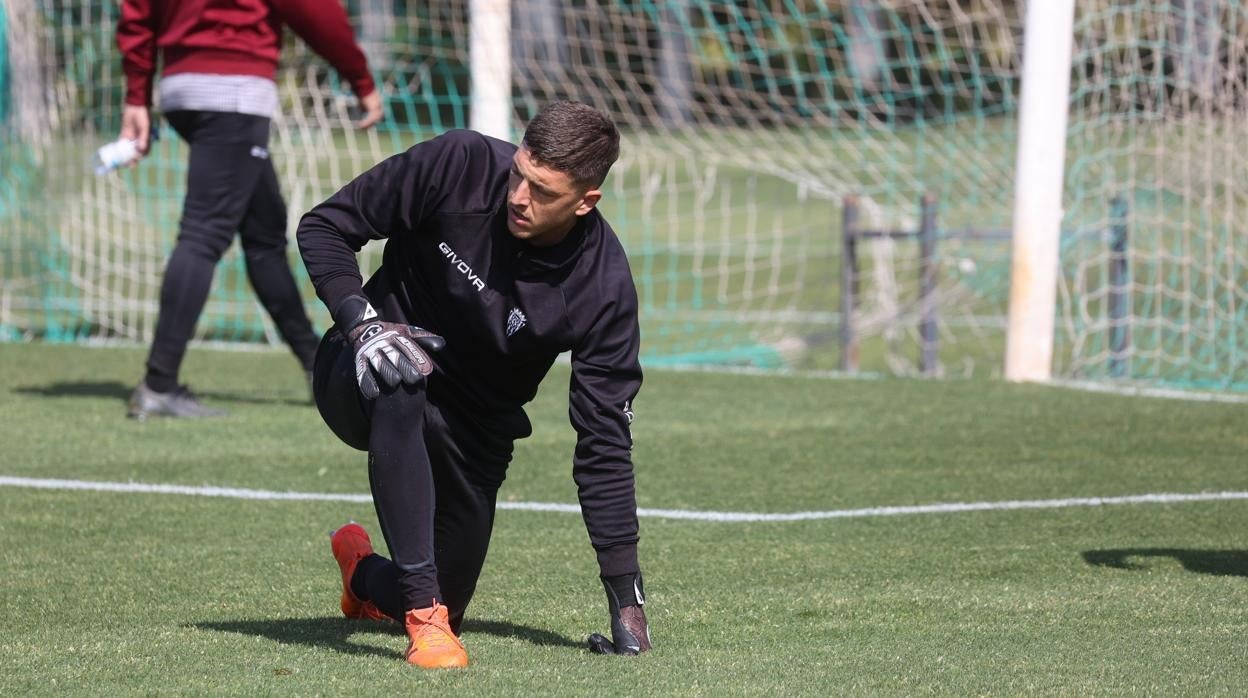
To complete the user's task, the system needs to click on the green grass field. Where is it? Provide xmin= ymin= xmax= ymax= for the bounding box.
xmin=2 ymin=342 xmax=1246 ymax=694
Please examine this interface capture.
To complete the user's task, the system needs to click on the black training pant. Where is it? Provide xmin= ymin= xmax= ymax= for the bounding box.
xmin=312 ymin=329 xmax=513 ymax=632
xmin=144 ymin=110 xmax=319 ymax=392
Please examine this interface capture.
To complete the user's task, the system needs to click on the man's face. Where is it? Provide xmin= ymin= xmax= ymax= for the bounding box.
xmin=506 ymin=146 xmax=602 ymax=247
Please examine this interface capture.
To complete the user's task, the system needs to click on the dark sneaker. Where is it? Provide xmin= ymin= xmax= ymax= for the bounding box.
xmin=127 ymin=381 xmax=227 ymax=420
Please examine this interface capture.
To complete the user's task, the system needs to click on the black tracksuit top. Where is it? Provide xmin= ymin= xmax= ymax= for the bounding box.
xmin=297 ymin=129 xmax=642 ymax=574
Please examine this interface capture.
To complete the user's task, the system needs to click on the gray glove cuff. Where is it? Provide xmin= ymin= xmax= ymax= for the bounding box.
xmin=330 ymin=294 xmax=376 ymax=332
xmin=601 ymin=571 xmax=644 ymax=611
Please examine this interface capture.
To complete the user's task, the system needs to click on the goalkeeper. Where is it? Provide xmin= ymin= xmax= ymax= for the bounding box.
xmin=116 ymin=0 xmax=383 ymax=419
xmin=300 ymin=101 xmax=651 ymax=669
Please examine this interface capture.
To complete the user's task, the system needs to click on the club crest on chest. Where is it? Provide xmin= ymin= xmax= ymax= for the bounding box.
xmin=506 ymin=307 xmax=527 ymax=337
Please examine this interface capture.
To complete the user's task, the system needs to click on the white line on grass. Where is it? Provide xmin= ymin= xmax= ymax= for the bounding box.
xmin=1047 ymin=379 xmax=1248 ymax=404
xmin=2 ymin=476 xmax=1245 ymax=523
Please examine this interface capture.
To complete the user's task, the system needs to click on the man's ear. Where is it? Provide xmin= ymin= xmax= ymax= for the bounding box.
xmin=575 ymin=189 xmax=602 ymax=216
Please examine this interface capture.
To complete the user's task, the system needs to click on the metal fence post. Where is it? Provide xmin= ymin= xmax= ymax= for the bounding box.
xmin=840 ymin=197 xmax=859 ymax=373
xmin=1108 ymin=195 xmax=1130 ymax=378
xmin=919 ymin=193 xmax=939 ymax=376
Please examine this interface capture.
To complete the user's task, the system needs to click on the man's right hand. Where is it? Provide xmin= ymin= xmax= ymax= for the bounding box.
xmin=333 ymin=295 xmax=445 ymax=399
xmin=120 ymin=104 xmax=151 ymax=157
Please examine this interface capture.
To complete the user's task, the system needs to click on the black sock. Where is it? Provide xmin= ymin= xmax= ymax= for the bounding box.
xmin=144 ymin=373 xmax=177 ymax=394
xmin=352 ymin=554 xmax=405 ymax=621
xmin=351 ymin=553 xmax=383 ymax=601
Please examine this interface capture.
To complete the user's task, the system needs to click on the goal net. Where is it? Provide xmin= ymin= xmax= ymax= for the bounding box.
xmin=1059 ymin=0 xmax=1248 ymax=391
xmin=1 ymin=1 xmax=1243 ymax=391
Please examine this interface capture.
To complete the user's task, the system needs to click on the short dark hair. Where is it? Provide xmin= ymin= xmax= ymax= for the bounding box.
xmin=520 ymin=101 xmax=620 ymax=188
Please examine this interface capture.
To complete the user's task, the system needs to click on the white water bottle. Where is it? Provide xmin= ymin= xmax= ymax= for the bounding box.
xmin=94 ymin=138 xmax=140 ymax=174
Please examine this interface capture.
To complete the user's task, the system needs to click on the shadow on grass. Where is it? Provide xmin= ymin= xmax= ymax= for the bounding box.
xmin=192 ymin=617 xmax=400 ymax=660
xmin=194 ymin=389 xmax=308 ymax=407
xmin=13 ymin=380 xmax=131 ymax=400
xmin=11 ymin=380 xmax=306 ymax=407
xmin=192 ymin=616 xmax=579 ymax=657
xmin=1082 ymin=548 xmax=1248 ymax=578
xmin=460 ymin=618 xmax=581 ymax=648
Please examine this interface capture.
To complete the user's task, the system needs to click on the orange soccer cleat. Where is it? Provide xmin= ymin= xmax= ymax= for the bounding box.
xmin=404 ymin=601 xmax=469 ymax=669
xmin=329 ymin=522 xmax=390 ymax=622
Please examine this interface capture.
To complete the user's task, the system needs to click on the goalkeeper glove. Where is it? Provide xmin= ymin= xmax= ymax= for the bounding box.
xmin=332 ymin=294 xmax=445 ymax=400
xmin=587 ymin=572 xmax=651 ymax=655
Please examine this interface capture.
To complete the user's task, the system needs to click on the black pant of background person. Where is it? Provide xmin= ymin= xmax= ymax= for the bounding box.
xmin=142 ymin=110 xmax=319 ymax=394
xmin=312 ymin=328 xmax=518 ymax=634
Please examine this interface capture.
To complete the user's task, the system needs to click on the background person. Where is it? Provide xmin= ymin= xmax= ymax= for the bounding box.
xmin=117 ymin=0 xmax=383 ymax=419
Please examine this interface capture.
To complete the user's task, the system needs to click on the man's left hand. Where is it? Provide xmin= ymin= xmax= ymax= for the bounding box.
xmin=587 ymin=572 xmax=651 ymax=655
xmin=587 ymin=605 xmax=651 ymax=655
xmin=356 ymin=89 xmax=384 ymax=130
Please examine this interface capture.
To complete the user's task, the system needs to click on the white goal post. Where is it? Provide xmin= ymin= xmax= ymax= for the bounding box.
xmin=469 ymin=0 xmax=511 ymax=141
xmin=1004 ymin=0 xmax=1077 ymax=382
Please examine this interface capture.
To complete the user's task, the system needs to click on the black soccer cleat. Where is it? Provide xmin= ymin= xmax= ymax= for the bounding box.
xmin=127 ymin=381 xmax=227 ymax=420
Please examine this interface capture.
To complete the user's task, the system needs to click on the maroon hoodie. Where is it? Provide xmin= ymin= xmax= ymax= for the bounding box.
xmin=118 ymin=0 xmax=375 ymax=107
